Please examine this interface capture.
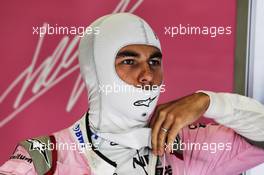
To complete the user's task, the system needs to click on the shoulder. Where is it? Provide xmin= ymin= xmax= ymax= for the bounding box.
xmin=19 ymin=135 xmax=57 ymax=175
xmin=0 ymin=145 xmax=35 ymax=174
xmin=0 ymin=135 xmax=56 ymax=175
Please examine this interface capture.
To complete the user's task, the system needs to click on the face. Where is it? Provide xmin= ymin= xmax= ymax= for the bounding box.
xmin=115 ymin=44 xmax=163 ymax=89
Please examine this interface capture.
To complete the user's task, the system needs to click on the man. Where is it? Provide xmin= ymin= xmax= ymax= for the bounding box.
xmin=1 ymin=13 xmax=264 ymax=175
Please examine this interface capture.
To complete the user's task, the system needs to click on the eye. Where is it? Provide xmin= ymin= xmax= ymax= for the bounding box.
xmin=149 ymin=58 xmax=161 ymax=66
xmin=121 ymin=59 xmax=135 ymax=65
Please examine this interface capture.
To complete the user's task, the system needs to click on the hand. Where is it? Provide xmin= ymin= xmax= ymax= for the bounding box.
xmin=150 ymin=92 xmax=210 ymax=156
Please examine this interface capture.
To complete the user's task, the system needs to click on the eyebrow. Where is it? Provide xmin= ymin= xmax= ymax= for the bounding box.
xmin=116 ymin=50 xmax=140 ymax=58
xmin=116 ymin=50 xmax=162 ymax=59
xmin=150 ymin=51 xmax=162 ymax=59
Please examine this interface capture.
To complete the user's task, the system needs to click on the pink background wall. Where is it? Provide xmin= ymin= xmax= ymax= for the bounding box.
xmin=0 ymin=0 xmax=236 ymax=164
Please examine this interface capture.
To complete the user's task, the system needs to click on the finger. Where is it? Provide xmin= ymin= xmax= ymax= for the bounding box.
xmin=157 ymin=114 xmax=174 ymax=155
xmin=151 ymin=110 xmax=167 ymax=155
xmin=166 ymin=123 xmax=181 ymax=154
xmin=149 ymin=104 xmax=167 ymax=128
xmin=150 ymin=107 xmax=159 ymax=128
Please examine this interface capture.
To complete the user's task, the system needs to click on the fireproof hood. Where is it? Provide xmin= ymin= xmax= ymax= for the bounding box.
xmin=78 ymin=13 xmax=162 ymax=150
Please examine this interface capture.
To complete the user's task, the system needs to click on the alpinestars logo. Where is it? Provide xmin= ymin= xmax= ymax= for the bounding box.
xmin=26 ymin=139 xmax=50 ymax=166
xmin=133 ymin=96 xmax=157 ymax=107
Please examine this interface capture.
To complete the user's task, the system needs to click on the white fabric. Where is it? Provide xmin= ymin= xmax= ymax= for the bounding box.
xmin=69 ymin=114 xmax=159 ymax=175
xmin=70 ymin=117 xmax=116 ymax=175
xmin=200 ymin=91 xmax=264 ymax=141
xmin=78 ymin=13 xmax=162 ymax=175
xmin=78 ymin=13 xmax=161 ymax=149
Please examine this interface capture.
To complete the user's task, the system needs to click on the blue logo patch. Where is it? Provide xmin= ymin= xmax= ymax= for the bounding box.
xmin=73 ymin=124 xmax=85 ymax=146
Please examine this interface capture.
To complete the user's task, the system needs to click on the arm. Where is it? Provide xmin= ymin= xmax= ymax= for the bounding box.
xmin=151 ymin=91 xmax=264 ymax=155
xmin=0 ymin=146 xmax=36 ymax=175
xmin=201 ymin=91 xmax=264 ymax=147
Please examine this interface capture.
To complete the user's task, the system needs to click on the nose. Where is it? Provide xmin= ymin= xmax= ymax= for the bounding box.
xmin=138 ymin=63 xmax=154 ymax=86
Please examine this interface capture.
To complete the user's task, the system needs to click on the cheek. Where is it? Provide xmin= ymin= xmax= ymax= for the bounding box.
xmin=152 ymin=68 xmax=163 ymax=85
xmin=115 ymin=66 xmax=140 ymax=85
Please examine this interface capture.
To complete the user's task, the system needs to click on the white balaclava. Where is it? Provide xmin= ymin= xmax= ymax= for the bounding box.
xmin=78 ymin=13 xmax=162 ymax=150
